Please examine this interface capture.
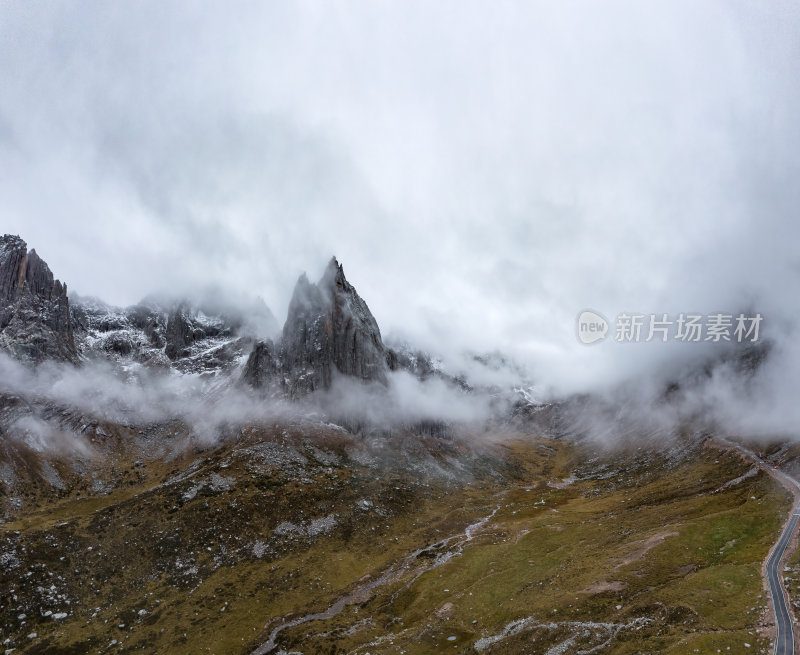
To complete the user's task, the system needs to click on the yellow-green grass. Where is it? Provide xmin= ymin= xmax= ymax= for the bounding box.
xmin=268 ymin=443 xmax=787 ymax=654
xmin=0 ymin=435 xmax=790 ymax=654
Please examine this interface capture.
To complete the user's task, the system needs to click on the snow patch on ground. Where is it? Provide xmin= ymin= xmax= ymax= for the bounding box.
xmin=474 ymin=617 xmax=652 ymax=653
xmin=209 ymin=473 xmax=235 ymax=492
xmin=40 ymin=462 xmax=64 ymax=490
xmin=713 ymin=466 xmax=758 ymax=494
xmin=274 ymin=514 xmax=338 ymax=539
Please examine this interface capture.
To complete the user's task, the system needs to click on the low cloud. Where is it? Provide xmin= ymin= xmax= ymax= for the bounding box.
xmin=0 ymin=352 xmax=505 ymax=452
xmin=1 ymin=3 xmax=798 ymax=443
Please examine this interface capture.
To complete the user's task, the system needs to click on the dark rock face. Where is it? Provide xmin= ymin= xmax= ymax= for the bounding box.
xmin=71 ymin=295 xmax=259 ymax=374
xmin=241 ymin=339 xmax=281 ymax=391
xmin=126 ymin=304 xmax=165 ymax=348
xmin=243 ymin=257 xmax=389 ymax=397
xmin=0 ymin=235 xmax=27 ymax=302
xmin=69 ymin=296 xmax=170 ymax=365
xmin=163 ymin=304 xmax=239 ymax=361
xmin=386 ymin=346 xmax=438 ymax=380
xmin=280 ymin=273 xmax=334 ymax=395
xmin=281 ymin=258 xmax=388 ymax=397
xmin=0 ymin=235 xmax=77 ymax=364
xmin=164 ymin=306 xmax=195 ymax=360
xmin=320 ymin=259 xmax=387 ymax=382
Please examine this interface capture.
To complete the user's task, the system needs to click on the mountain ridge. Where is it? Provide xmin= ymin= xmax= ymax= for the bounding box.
xmin=0 ymin=234 xmax=541 ymax=428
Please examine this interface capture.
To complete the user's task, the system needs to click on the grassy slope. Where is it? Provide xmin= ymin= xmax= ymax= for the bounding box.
xmin=0 ymin=432 xmax=790 ymax=655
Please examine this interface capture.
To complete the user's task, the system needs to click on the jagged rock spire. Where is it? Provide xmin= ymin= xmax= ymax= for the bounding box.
xmin=0 ymin=235 xmax=27 ymax=302
xmin=0 ymin=235 xmax=77 ymax=364
xmin=243 ymin=257 xmax=388 ymax=397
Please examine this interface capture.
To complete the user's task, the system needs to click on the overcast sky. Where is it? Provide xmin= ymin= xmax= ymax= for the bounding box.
xmin=2 ymin=1 xmax=799 ymax=393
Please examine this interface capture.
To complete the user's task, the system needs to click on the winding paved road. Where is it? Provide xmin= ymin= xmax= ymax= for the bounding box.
xmin=719 ymin=438 xmax=800 ymax=655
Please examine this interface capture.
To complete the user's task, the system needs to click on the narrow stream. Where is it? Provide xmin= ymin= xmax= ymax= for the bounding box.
xmin=251 ymin=505 xmax=501 ymax=654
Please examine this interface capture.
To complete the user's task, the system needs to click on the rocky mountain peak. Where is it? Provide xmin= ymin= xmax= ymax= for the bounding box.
xmin=244 ymin=257 xmax=389 ymax=397
xmin=319 ymin=256 xmax=345 ymax=291
xmin=0 ymin=234 xmax=77 ymax=364
xmin=284 ymin=272 xmax=327 ymax=323
xmin=0 ymin=234 xmax=28 ymax=302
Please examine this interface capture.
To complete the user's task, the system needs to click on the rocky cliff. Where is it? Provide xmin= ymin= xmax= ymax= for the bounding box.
xmin=243 ymin=257 xmax=389 ymax=397
xmin=70 ymin=295 xmax=271 ymax=374
xmin=0 ymin=237 xmax=525 ymax=413
xmin=241 ymin=338 xmax=281 ymax=392
xmin=0 ymin=235 xmax=77 ymax=364
xmin=0 ymin=235 xmax=279 ymax=373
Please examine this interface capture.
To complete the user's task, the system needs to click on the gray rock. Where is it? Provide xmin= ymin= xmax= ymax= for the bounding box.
xmin=241 ymin=339 xmax=280 ymax=391
xmin=70 ymin=292 xmax=261 ymax=374
xmin=164 ymin=306 xmax=195 ymax=360
xmin=280 ymin=271 xmax=335 ymax=395
xmin=242 ymin=257 xmax=389 ymax=397
xmin=281 ymin=257 xmax=388 ymax=397
xmin=386 ymin=345 xmax=439 ymax=380
xmin=320 ymin=258 xmax=387 ymax=383
xmin=0 ymin=235 xmax=77 ymax=364
xmin=126 ymin=304 xmax=166 ymax=348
